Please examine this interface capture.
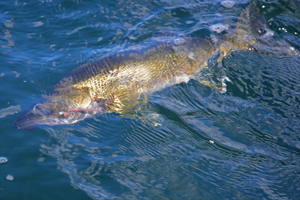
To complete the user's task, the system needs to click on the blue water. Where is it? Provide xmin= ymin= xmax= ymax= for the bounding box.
xmin=1 ymin=0 xmax=300 ymax=199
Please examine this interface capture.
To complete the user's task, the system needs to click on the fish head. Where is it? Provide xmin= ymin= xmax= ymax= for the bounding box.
xmin=14 ymin=88 xmax=93 ymax=130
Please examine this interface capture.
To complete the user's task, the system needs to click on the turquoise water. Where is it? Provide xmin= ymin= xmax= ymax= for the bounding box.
xmin=1 ymin=0 xmax=300 ymax=199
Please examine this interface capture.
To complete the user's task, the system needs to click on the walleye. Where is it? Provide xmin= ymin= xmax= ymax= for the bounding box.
xmin=14 ymin=2 xmax=297 ymax=129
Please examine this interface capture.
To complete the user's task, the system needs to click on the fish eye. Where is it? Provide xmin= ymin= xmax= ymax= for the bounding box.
xmin=33 ymin=104 xmax=51 ymax=115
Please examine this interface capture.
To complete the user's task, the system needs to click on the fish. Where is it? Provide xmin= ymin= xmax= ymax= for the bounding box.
xmin=14 ymin=1 xmax=297 ymax=130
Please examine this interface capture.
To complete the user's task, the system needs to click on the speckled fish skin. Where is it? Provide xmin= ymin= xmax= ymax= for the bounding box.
xmin=13 ymin=1 xmax=297 ymax=130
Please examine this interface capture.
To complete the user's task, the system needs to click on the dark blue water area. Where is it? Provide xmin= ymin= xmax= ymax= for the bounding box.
xmin=1 ymin=0 xmax=300 ymax=199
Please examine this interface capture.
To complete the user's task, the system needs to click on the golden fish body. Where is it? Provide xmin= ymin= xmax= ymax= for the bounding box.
xmin=70 ymin=38 xmax=215 ymax=113
xmin=14 ymin=2 xmax=297 ymax=129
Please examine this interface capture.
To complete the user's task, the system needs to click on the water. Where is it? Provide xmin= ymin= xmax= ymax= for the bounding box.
xmin=1 ymin=0 xmax=300 ymax=199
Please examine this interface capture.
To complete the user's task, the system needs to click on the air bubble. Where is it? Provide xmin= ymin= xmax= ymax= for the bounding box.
xmin=209 ymin=23 xmax=229 ymax=33
xmin=0 ymin=157 xmax=8 ymax=163
xmin=6 ymin=174 xmax=14 ymax=181
xmin=221 ymin=1 xmax=235 ymax=8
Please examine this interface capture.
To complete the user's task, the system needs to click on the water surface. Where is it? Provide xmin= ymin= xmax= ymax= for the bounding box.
xmin=1 ymin=0 xmax=300 ymax=199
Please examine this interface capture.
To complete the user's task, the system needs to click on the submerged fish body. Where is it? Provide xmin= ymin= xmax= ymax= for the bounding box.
xmin=14 ymin=2 xmax=297 ymax=129
xmin=14 ymin=38 xmax=217 ymax=129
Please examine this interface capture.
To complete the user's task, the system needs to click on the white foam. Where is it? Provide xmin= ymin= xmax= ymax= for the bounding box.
xmin=220 ymin=76 xmax=231 ymax=94
xmin=209 ymin=23 xmax=229 ymax=34
xmin=221 ymin=1 xmax=235 ymax=8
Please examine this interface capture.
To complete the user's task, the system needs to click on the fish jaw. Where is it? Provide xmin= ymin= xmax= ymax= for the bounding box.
xmin=13 ymin=97 xmax=94 ymax=130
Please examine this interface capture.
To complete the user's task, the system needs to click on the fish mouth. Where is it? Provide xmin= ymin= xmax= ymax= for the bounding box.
xmin=13 ymin=99 xmax=87 ymax=130
xmin=14 ymin=114 xmax=38 ymax=130
xmin=13 ymin=107 xmax=86 ymax=130
xmin=13 ymin=109 xmax=54 ymax=130
xmin=13 ymin=104 xmax=39 ymax=130
xmin=14 ymin=112 xmax=59 ymax=130
xmin=14 ymin=110 xmax=85 ymax=130
xmin=13 ymin=100 xmax=101 ymax=130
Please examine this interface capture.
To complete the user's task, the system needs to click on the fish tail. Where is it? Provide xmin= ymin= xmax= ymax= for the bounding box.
xmin=236 ymin=1 xmax=269 ymax=37
xmin=235 ymin=1 xmax=297 ymax=56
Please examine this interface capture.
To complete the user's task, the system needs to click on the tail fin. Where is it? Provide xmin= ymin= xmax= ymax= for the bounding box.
xmin=236 ymin=1 xmax=272 ymax=38
xmin=235 ymin=1 xmax=297 ymax=56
